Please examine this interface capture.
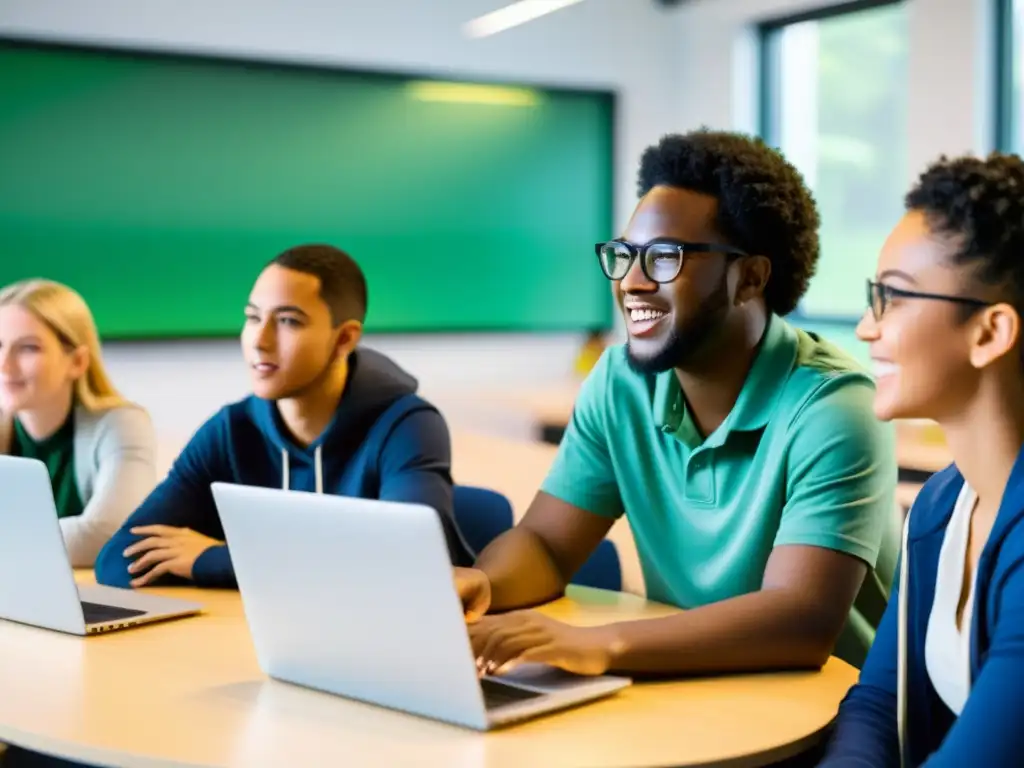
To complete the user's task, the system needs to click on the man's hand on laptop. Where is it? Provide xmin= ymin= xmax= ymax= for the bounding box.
xmin=468 ymin=611 xmax=620 ymax=677
xmin=123 ymin=525 xmax=220 ymax=587
xmin=454 ymin=567 xmax=491 ymax=623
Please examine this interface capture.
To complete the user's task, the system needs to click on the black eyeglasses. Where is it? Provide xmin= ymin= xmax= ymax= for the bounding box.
xmin=595 ymin=239 xmax=748 ymax=284
xmin=866 ymin=279 xmax=992 ymax=321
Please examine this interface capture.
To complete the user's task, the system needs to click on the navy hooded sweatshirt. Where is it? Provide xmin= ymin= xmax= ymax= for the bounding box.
xmin=95 ymin=348 xmax=472 ymax=588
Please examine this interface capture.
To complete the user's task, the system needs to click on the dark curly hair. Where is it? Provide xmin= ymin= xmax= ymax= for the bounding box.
xmin=637 ymin=128 xmax=820 ymax=316
xmin=905 ymin=152 xmax=1024 ymax=307
xmin=269 ymin=243 xmax=368 ymax=325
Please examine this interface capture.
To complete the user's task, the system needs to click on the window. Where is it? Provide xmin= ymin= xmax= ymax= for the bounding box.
xmin=760 ymin=1 xmax=909 ymax=319
xmin=996 ymin=0 xmax=1023 ymax=152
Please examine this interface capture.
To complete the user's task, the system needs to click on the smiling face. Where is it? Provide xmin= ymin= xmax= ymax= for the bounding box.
xmin=240 ymin=264 xmax=361 ymax=400
xmin=856 ymin=210 xmax=1013 ymax=421
xmin=614 ymin=186 xmax=748 ymax=373
xmin=0 ymin=304 xmax=87 ymax=414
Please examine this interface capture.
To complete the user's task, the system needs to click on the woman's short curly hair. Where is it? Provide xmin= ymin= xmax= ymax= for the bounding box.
xmin=905 ymin=152 xmax=1024 ymax=305
xmin=637 ymin=129 xmax=820 ymax=316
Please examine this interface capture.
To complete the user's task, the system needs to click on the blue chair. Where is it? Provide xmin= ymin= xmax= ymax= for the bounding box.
xmin=574 ymin=539 xmax=622 ymax=591
xmin=452 ymin=485 xmax=622 ymax=591
xmin=452 ymin=485 xmax=514 ymax=558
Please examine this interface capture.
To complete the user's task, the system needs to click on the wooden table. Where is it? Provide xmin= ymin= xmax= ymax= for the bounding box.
xmin=894 ymin=420 xmax=951 ymax=475
xmin=893 ymin=420 xmax=953 ymax=511
xmin=0 ymin=576 xmax=857 ymax=768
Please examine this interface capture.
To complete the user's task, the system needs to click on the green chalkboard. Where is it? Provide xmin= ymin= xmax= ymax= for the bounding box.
xmin=0 ymin=41 xmax=614 ymax=338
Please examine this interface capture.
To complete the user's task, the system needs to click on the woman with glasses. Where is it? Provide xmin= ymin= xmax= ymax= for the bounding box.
xmin=820 ymin=153 xmax=1024 ymax=766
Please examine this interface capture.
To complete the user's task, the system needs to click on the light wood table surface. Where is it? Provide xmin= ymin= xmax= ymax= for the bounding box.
xmin=893 ymin=421 xmax=953 ymax=511
xmin=0 ymin=574 xmax=857 ymax=768
xmin=893 ymin=420 xmax=951 ymax=474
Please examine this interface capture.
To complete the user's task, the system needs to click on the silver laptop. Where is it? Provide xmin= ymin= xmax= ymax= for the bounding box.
xmin=0 ymin=456 xmax=202 ymax=635
xmin=211 ymin=482 xmax=631 ymax=731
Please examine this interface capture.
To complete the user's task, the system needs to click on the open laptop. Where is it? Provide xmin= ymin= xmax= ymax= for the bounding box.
xmin=0 ymin=456 xmax=202 ymax=635
xmin=211 ymin=482 xmax=631 ymax=731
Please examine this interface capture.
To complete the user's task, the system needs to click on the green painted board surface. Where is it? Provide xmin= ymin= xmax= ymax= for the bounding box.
xmin=0 ymin=42 xmax=615 ymax=338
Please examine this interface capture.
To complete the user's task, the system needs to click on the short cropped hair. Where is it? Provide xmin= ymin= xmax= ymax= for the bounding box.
xmin=269 ymin=244 xmax=368 ymax=324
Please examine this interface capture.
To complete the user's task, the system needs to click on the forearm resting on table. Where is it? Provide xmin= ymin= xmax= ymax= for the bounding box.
xmin=475 ymin=527 xmax=568 ymax=611
xmin=602 ymin=587 xmax=840 ymax=676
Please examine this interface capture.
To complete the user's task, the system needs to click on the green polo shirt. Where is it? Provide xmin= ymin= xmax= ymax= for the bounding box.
xmin=12 ymin=413 xmax=84 ymax=520
xmin=542 ymin=315 xmax=899 ymax=667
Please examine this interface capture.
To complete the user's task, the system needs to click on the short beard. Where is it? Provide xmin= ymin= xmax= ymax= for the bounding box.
xmin=625 ymin=278 xmax=731 ymax=375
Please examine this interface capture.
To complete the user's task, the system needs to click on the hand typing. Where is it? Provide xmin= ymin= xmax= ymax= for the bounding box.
xmin=468 ymin=610 xmax=619 ymax=676
xmin=454 ymin=567 xmax=492 ymax=622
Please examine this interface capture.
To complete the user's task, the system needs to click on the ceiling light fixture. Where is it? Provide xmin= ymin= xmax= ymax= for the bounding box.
xmin=462 ymin=0 xmax=585 ymax=39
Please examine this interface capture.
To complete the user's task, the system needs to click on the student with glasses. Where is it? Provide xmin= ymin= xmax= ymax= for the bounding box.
xmin=821 ymin=154 xmax=1024 ymax=767
xmin=454 ymin=129 xmax=900 ymax=689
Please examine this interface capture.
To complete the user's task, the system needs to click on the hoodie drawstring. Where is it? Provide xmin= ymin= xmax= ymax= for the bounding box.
xmin=281 ymin=446 xmax=323 ymax=494
xmin=314 ymin=445 xmax=323 ymax=494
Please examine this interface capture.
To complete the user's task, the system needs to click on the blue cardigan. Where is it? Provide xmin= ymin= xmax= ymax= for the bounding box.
xmin=820 ymin=450 xmax=1024 ymax=766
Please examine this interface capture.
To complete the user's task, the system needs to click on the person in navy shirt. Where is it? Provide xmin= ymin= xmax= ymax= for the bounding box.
xmin=820 ymin=153 xmax=1024 ymax=766
xmin=95 ymin=243 xmax=472 ymax=589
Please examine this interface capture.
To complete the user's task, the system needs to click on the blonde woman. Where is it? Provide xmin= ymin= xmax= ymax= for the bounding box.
xmin=0 ymin=279 xmax=156 ymax=567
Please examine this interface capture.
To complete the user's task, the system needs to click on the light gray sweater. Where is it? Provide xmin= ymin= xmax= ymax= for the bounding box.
xmin=0 ymin=404 xmax=157 ymax=567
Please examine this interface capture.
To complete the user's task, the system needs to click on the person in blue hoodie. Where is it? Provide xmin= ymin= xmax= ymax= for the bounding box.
xmin=94 ymin=243 xmax=472 ymax=589
xmin=819 ymin=152 xmax=1024 ymax=767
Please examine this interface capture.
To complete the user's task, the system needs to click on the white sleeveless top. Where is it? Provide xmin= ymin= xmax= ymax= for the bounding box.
xmin=924 ymin=482 xmax=978 ymax=715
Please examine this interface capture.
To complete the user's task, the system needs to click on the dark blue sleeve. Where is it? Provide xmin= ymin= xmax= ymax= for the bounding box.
xmin=819 ymin=556 xmax=901 ymax=767
xmin=378 ymin=408 xmax=469 ymax=566
xmin=917 ymin=557 xmax=1024 ymax=766
xmin=94 ymin=410 xmax=236 ymax=589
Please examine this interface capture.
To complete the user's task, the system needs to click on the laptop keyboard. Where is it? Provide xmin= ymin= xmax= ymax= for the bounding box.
xmin=80 ymin=601 xmax=146 ymax=624
xmin=480 ymin=677 xmax=545 ymax=709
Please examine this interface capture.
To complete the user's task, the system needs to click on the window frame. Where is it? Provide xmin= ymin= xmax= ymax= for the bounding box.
xmin=994 ymin=0 xmax=1016 ymax=152
xmin=756 ymin=0 xmax=906 ymax=325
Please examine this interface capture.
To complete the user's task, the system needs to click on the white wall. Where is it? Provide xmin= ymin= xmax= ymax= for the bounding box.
xmin=674 ymin=0 xmax=995 ymax=192
xmin=0 ymin=0 xmax=1001 ymax=443
xmin=0 ymin=0 xmax=680 ymax=440
xmin=671 ymin=0 xmax=995 ymax=364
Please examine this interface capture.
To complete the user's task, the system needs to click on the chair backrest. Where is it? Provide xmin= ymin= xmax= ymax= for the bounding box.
xmin=573 ymin=539 xmax=622 ymax=591
xmin=452 ymin=485 xmax=514 ymax=558
xmin=453 ymin=485 xmax=623 ymax=591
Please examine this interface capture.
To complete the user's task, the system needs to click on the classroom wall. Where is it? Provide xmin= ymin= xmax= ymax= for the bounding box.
xmin=0 ymin=0 xmax=680 ymax=441
xmin=675 ymin=0 xmax=992 ymax=175
xmin=0 ymin=0 xmax=1000 ymax=442
xmin=673 ymin=0 xmax=994 ymax=358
